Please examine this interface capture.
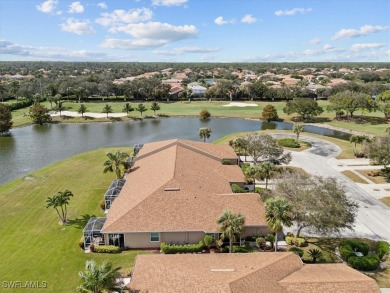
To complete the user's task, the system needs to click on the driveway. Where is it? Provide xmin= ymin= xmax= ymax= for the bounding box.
xmin=273 ymin=134 xmax=390 ymax=242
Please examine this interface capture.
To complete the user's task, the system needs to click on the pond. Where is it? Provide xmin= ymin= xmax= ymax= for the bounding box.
xmin=0 ymin=117 xmax=350 ymax=186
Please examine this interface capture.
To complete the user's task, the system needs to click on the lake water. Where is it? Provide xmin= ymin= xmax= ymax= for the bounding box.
xmin=0 ymin=118 xmax=350 ymax=186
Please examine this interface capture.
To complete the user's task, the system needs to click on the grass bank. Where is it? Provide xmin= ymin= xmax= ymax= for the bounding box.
xmin=0 ymin=147 xmax=147 ymax=292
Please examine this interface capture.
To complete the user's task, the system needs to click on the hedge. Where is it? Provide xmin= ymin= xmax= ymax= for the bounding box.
xmin=160 ymin=241 xmax=204 ymax=254
xmin=231 ymin=183 xmax=246 ymax=193
xmin=6 ymin=99 xmax=34 ymax=111
xmin=348 ymin=255 xmax=380 ymax=271
xmin=288 ymin=247 xmax=304 ymax=257
xmin=91 ymin=245 xmax=121 ymax=253
xmin=285 ymin=236 xmax=306 ymax=247
xmin=376 ymin=240 xmax=390 ymax=260
xmin=232 ymin=242 xmax=253 ymax=253
xmin=278 ymin=138 xmax=300 ymax=148
xmin=339 ymin=240 xmax=369 ymax=261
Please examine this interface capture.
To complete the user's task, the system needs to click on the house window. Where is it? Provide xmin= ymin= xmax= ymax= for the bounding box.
xmin=150 ymin=232 xmax=160 ymax=242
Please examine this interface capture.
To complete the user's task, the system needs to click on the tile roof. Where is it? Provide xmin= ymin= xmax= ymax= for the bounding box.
xmin=129 ymin=253 xmax=380 ymax=293
xmin=102 ymin=139 xmax=266 ymax=233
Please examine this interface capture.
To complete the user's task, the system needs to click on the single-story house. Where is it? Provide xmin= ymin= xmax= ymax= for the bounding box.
xmin=187 ymin=82 xmax=207 ymax=96
xmin=129 ymin=252 xmax=380 ymax=292
xmin=98 ymin=139 xmax=268 ymax=249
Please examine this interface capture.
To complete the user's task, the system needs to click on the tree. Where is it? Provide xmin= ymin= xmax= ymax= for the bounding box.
xmin=265 ymin=196 xmax=293 ymax=252
xmin=349 ymin=134 xmax=369 ymax=155
xmin=29 ymin=103 xmax=52 ymax=125
xmin=135 ymin=103 xmax=147 ymax=117
xmin=199 ymin=109 xmax=211 ymax=119
xmin=46 ymin=190 xmax=73 ymax=224
xmin=150 ymin=101 xmax=161 ymax=115
xmin=0 ymin=104 xmax=13 ymax=134
xmin=216 ymin=210 xmax=245 ymax=253
xmin=262 ymin=104 xmax=279 ymax=122
xmin=122 ymin=103 xmax=134 ymax=116
xmin=10 ymin=81 xmax=20 ymax=98
xmin=376 ymin=90 xmax=390 ymax=119
xmin=74 ymin=87 xmax=89 ymax=103
xmin=103 ymin=151 xmax=129 ymax=179
xmin=77 ymin=260 xmax=122 ymax=293
xmin=274 ymin=173 xmax=358 ymax=237
xmin=230 ymin=137 xmax=249 ymax=161
xmin=57 ymin=101 xmax=65 ymax=117
xmin=78 ymin=104 xmax=87 ymax=118
xmin=328 ymin=90 xmax=375 ymax=117
xmin=244 ymin=165 xmax=260 ymax=191
xmin=245 ymin=134 xmax=292 ymax=165
xmin=366 ymin=134 xmax=390 ymax=168
xmin=308 ymin=249 xmax=322 ymax=263
xmin=101 ymin=104 xmax=113 ymax=118
xmin=0 ymin=83 xmax=8 ymax=102
xmin=198 ymin=127 xmax=211 ymax=142
xmin=283 ymin=98 xmax=324 ymax=121
xmin=257 ymin=162 xmax=276 ymax=190
xmin=293 ymin=124 xmax=304 ymax=141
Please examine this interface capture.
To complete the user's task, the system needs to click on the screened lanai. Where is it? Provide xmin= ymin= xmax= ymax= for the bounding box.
xmin=83 ymin=217 xmax=106 ymax=250
xmin=104 ymin=179 xmax=126 ymax=210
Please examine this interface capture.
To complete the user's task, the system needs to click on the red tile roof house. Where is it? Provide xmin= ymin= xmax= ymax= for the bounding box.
xmin=97 ymin=139 xmax=269 ymax=249
xmin=128 ymin=253 xmax=380 ymax=292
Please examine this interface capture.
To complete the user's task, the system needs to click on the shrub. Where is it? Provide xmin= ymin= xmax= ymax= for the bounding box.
xmin=231 ymin=183 xmax=245 ymax=193
xmin=199 ymin=109 xmax=211 ymax=119
xmin=160 ymin=241 xmax=204 ymax=254
xmin=89 ymin=244 xmax=95 ymax=252
xmin=222 ymin=159 xmax=233 ymax=165
xmin=256 ymin=237 xmax=266 ymax=250
xmin=308 ymin=248 xmax=322 ymax=263
xmin=232 ymin=242 xmax=252 ymax=253
xmin=6 ymin=99 xmax=34 ymax=111
xmin=286 ymin=236 xmax=306 ymax=247
xmin=92 ymin=245 xmax=121 ymax=253
xmin=100 ymin=201 xmax=106 ymax=210
xmin=285 ymin=236 xmax=294 ymax=245
xmin=348 ymin=255 xmax=380 ymax=271
xmin=79 ymin=241 xmax=84 ymax=249
xmin=376 ymin=241 xmax=390 ymax=260
xmin=288 ymin=247 xmax=304 ymax=257
xmin=339 ymin=240 xmax=370 ymax=261
xmin=265 ymin=234 xmax=275 ymax=249
xmin=203 ymin=235 xmax=215 ymax=249
xmin=278 ymin=138 xmax=300 ymax=148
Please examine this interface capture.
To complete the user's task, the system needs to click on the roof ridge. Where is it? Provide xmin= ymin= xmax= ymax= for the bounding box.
xmin=177 ymin=140 xmax=222 ymax=162
xmin=136 ymin=139 xmax=178 ymax=161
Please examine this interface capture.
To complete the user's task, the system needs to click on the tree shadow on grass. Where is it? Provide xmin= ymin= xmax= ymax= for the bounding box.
xmin=67 ymin=214 xmax=97 ymax=229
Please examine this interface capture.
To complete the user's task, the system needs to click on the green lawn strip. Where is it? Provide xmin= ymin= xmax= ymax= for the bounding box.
xmin=356 ymin=170 xmax=390 ymax=184
xmin=0 ymin=147 xmax=147 ymax=292
xmin=380 ymin=197 xmax=390 ymax=207
xmin=341 ymin=170 xmax=369 ymax=184
xmin=280 ymin=140 xmax=312 ymax=152
xmin=214 ymin=129 xmax=355 ymax=159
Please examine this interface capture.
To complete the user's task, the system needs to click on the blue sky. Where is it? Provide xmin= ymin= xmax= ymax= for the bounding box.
xmin=1 ymin=0 xmax=389 ymax=62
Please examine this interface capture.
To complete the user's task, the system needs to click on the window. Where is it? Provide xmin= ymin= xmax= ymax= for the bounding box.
xmin=150 ymin=232 xmax=160 ymax=242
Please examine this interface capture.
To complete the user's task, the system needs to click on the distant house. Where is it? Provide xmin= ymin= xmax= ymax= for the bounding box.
xmin=129 ymin=253 xmax=380 ymax=292
xmin=187 ymin=82 xmax=207 ymax=96
xmin=84 ymin=139 xmax=268 ymax=250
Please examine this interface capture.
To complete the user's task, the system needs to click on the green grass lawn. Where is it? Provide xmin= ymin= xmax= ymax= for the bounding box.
xmin=10 ymin=100 xmax=389 ymax=135
xmin=0 ymin=147 xmax=147 ymax=292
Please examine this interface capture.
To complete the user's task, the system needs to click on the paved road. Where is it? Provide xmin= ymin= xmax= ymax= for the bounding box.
xmin=273 ymin=134 xmax=390 ymax=242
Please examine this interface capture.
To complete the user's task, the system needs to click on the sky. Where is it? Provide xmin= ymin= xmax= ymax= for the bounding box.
xmin=0 ymin=0 xmax=389 ymax=62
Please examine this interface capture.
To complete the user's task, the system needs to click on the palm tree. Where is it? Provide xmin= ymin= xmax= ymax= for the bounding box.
xmin=244 ymin=165 xmax=260 ymax=191
xmin=122 ymin=103 xmax=134 ymax=116
xmin=349 ymin=134 xmax=366 ymax=154
xmin=198 ymin=127 xmax=211 ymax=142
xmin=78 ymin=104 xmax=87 ymax=118
xmin=77 ymin=260 xmax=123 ymax=293
xmin=46 ymin=190 xmax=74 ymax=224
xmin=10 ymin=80 xmax=20 ymax=98
xmin=135 ymin=103 xmax=147 ymax=117
xmin=265 ymin=196 xmax=293 ymax=252
xmin=308 ymin=248 xmax=322 ymax=263
xmin=103 ymin=151 xmax=129 ymax=179
xmin=102 ymin=104 xmax=113 ymax=118
xmin=258 ymin=162 xmax=276 ymax=190
xmin=293 ymin=124 xmax=304 ymax=141
xmin=150 ymin=101 xmax=161 ymax=115
xmin=216 ymin=210 xmax=245 ymax=253
xmin=57 ymin=102 xmax=65 ymax=117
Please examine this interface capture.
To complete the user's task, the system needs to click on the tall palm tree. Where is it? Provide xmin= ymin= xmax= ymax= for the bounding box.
xmin=78 ymin=104 xmax=87 ymax=118
xmin=122 ymin=103 xmax=134 ymax=116
xmin=265 ymin=196 xmax=293 ymax=252
xmin=293 ymin=124 xmax=304 ymax=141
xmin=46 ymin=190 xmax=74 ymax=224
xmin=244 ymin=165 xmax=260 ymax=191
xmin=349 ymin=134 xmax=366 ymax=154
xmin=77 ymin=260 xmax=122 ymax=293
xmin=103 ymin=151 xmax=129 ymax=179
xmin=150 ymin=101 xmax=161 ymax=115
xmin=258 ymin=162 xmax=276 ymax=190
xmin=198 ymin=127 xmax=211 ymax=142
xmin=216 ymin=210 xmax=245 ymax=253
xmin=135 ymin=103 xmax=147 ymax=116
xmin=102 ymin=104 xmax=113 ymax=118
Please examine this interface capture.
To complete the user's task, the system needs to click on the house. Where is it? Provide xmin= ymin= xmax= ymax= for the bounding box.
xmin=92 ymin=139 xmax=268 ymax=249
xmin=187 ymin=82 xmax=207 ymax=96
xmin=129 ymin=253 xmax=380 ymax=292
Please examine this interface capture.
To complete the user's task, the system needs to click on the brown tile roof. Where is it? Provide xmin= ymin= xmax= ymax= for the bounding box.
xmin=129 ymin=253 xmax=380 ymax=293
xmin=102 ymin=139 xmax=266 ymax=233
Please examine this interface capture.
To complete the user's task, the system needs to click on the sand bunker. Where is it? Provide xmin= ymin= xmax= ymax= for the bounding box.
xmin=222 ymin=102 xmax=258 ymax=107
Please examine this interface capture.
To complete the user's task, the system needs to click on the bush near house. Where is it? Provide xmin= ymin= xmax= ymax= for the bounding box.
xmin=231 ymin=183 xmax=246 ymax=193
xmin=339 ymin=240 xmax=370 ymax=261
xmin=339 ymin=240 xmax=380 ymax=271
xmin=91 ymin=245 xmax=121 ymax=253
xmin=376 ymin=240 xmax=390 ymax=260
xmin=232 ymin=242 xmax=253 ymax=253
xmin=278 ymin=138 xmax=300 ymax=148
xmin=286 ymin=236 xmax=307 ymax=247
xmin=348 ymin=255 xmax=380 ymax=271
xmin=288 ymin=247 xmax=304 ymax=257
xmin=160 ymin=241 xmax=204 ymax=254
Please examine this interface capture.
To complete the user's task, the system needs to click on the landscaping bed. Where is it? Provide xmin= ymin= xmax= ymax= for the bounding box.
xmin=341 ymin=170 xmax=369 ymax=184
xmin=357 ymin=169 xmax=390 ymax=184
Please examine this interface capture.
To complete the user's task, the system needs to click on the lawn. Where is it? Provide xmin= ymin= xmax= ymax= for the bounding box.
xmin=380 ymin=197 xmax=390 ymax=207
xmin=10 ymin=100 xmax=389 ymax=135
xmin=0 ymin=147 xmax=147 ymax=292
xmin=357 ymin=170 xmax=390 ymax=184
xmin=341 ymin=170 xmax=369 ymax=184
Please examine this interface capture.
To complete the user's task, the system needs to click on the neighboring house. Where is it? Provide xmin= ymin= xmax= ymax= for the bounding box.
xmin=187 ymin=82 xmax=207 ymax=96
xmin=87 ymin=139 xmax=268 ymax=249
xmin=129 ymin=253 xmax=380 ymax=292
xmin=169 ymin=86 xmax=184 ymax=99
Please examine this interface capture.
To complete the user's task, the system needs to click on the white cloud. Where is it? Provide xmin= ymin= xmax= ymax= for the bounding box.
xmin=350 ymin=43 xmax=385 ymax=51
xmin=60 ymin=18 xmax=95 ymax=35
xmin=322 ymin=44 xmax=333 ymax=51
xmin=308 ymin=38 xmax=321 ymax=45
xmin=96 ymin=8 xmax=153 ymax=26
xmin=68 ymin=2 xmax=84 ymax=14
xmin=385 ymin=50 xmax=390 ymax=55
xmin=241 ymin=14 xmax=257 ymax=24
xmin=100 ymin=38 xmax=167 ymax=50
xmin=36 ymin=0 xmax=58 ymax=13
xmin=275 ymin=8 xmax=312 ymax=16
xmin=214 ymin=16 xmax=227 ymax=25
xmin=97 ymin=2 xmax=107 ymax=9
xmin=152 ymin=0 xmax=187 ymax=6
xmin=153 ymin=47 xmax=222 ymax=56
xmin=303 ymin=50 xmax=315 ymax=55
xmin=333 ymin=25 xmax=389 ymax=40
